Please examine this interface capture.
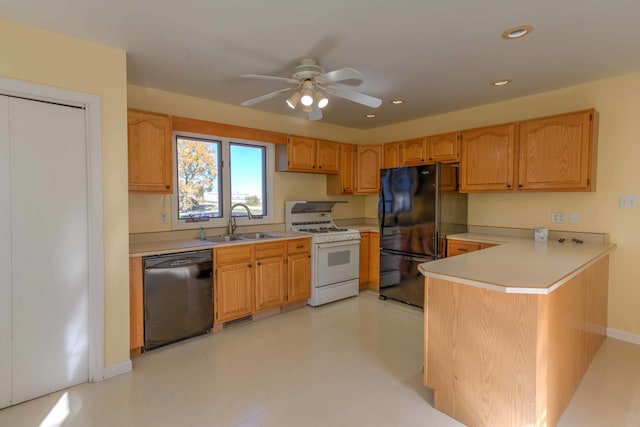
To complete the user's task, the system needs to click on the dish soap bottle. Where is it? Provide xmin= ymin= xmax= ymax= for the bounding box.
xmin=199 ymin=226 xmax=206 ymax=240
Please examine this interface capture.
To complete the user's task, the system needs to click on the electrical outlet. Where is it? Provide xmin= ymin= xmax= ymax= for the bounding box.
xmin=160 ymin=212 xmax=168 ymax=224
xmin=551 ymin=212 xmax=565 ymax=224
xmin=569 ymin=212 xmax=579 ymax=224
xmin=619 ymin=194 xmax=638 ymax=209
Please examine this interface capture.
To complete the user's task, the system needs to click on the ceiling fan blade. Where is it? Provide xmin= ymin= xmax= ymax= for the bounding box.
xmin=321 ymin=67 xmax=363 ymax=83
xmin=329 ymin=86 xmax=382 ymax=108
xmin=308 ymin=105 xmax=323 ymax=121
xmin=241 ymin=74 xmax=299 ymax=85
xmin=241 ymin=88 xmax=293 ymax=106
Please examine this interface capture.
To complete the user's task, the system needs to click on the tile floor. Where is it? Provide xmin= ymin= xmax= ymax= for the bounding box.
xmin=1 ymin=291 xmax=639 ymax=426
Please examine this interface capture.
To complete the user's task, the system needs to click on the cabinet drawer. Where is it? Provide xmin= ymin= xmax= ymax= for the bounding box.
xmin=287 ymin=238 xmax=310 ymax=254
xmin=255 ymin=241 xmax=286 ymax=259
xmin=214 ymin=245 xmax=253 ymax=264
xmin=447 ymin=240 xmax=483 ymax=257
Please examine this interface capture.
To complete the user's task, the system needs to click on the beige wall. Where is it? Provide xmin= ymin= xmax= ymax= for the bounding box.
xmin=0 ymin=20 xmax=130 ymax=368
xmin=364 ymin=73 xmax=640 ymax=336
xmin=128 ymin=85 xmax=369 ymax=235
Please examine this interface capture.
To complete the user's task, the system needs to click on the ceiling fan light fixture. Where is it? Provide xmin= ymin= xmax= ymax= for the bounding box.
xmin=301 ymin=88 xmax=314 ymax=107
xmin=315 ymin=91 xmax=329 ymax=109
xmin=286 ymin=91 xmax=301 ymax=109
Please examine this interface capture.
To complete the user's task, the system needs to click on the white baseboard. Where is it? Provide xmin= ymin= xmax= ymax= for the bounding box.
xmin=102 ymin=360 xmax=133 ymax=380
xmin=607 ymin=328 xmax=640 ymax=345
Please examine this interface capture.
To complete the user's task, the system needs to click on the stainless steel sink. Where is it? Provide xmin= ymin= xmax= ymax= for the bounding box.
xmin=203 ymin=232 xmax=279 ymax=243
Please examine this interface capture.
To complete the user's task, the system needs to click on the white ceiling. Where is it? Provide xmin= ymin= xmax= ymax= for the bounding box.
xmin=2 ymin=0 xmax=640 ymax=129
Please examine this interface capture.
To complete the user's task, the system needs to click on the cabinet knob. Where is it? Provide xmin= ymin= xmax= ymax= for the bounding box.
xmin=506 ymin=184 xmax=511 ymax=188
xmin=518 ymin=184 xmax=523 ymax=188
xmin=165 ymin=185 xmax=170 ymax=189
xmin=248 ymin=264 xmax=252 ymax=268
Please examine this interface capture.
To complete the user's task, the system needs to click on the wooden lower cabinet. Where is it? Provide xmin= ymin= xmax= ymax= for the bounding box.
xmin=358 ymin=231 xmax=380 ymax=291
xmin=254 ymin=242 xmax=286 ymax=312
xmin=129 ymin=257 xmax=144 ymax=356
xmin=214 ymin=238 xmax=311 ymax=324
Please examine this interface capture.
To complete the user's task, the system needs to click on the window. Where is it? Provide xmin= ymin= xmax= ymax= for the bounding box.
xmin=172 ymin=132 xmax=274 ymax=230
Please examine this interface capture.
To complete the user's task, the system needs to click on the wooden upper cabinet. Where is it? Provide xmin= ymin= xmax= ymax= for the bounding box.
xmin=383 ymin=142 xmax=401 ymax=169
xmin=428 ymin=131 xmax=460 ymax=163
xmin=277 ymin=135 xmax=339 ymax=174
xmin=355 ymin=144 xmax=383 ymax=194
xmin=459 ymin=123 xmax=516 ymax=192
xmin=327 ymin=143 xmax=355 ymax=195
xmin=281 ymin=135 xmax=316 ymax=171
xmin=127 ymin=109 xmax=173 ymax=193
xmin=517 ymin=109 xmax=595 ymax=191
xmin=400 ymin=138 xmax=428 ymax=166
xmin=316 ymin=139 xmax=340 ymax=173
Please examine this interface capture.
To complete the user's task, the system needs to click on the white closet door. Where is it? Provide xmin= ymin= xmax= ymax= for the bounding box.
xmin=9 ymin=97 xmax=89 ymax=404
xmin=0 ymin=96 xmax=11 ymax=409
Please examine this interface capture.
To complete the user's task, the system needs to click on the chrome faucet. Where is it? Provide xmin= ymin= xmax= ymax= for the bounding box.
xmin=228 ymin=203 xmax=254 ymax=235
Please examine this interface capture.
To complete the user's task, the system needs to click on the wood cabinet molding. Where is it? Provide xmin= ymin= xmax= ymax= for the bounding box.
xmin=172 ymin=115 xmax=287 ymax=145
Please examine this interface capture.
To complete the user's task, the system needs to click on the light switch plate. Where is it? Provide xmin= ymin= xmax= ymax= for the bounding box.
xmin=569 ymin=212 xmax=579 ymax=224
xmin=619 ymin=194 xmax=638 ymax=209
xmin=551 ymin=212 xmax=565 ymax=223
xmin=160 ymin=212 xmax=168 ymax=224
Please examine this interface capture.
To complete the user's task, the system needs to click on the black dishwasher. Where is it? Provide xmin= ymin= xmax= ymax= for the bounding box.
xmin=143 ymin=250 xmax=213 ymax=351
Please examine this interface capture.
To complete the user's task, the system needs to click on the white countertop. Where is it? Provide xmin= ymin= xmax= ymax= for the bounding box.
xmin=129 ymin=231 xmax=310 ymax=257
xmin=418 ymin=233 xmax=615 ymax=294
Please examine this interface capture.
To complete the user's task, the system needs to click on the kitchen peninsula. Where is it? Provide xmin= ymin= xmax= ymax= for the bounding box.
xmin=419 ymin=233 xmax=615 ymax=427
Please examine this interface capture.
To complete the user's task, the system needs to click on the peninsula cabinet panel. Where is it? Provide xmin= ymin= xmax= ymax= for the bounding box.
xmin=129 ymin=256 xmax=144 ymax=356
xmin=517 ymin=109 xmax=595 ymax=191
xmin=428 ymin=131 xmax=460 ymax=163
xmin=359 ymin=232 xmax=370 ymax=289
xmin=424 ymin=256 xmax=609 ymax=427
xmin=383 ymin=142 xmax=401 ymax=169
xmin=327 ymin=143 xmax=355 ymax=195
xmin=400 ymin=138 xmax=428 ymax=166
xmin=355 ymin=144 xmax=383 ymax=194
xmin=459 ymin=124 xmax=516 ymax=192
xmin=368 ymin=232 xmax=380 ymax=291
xmin=127 ymin=109 xmax=173 ymax=193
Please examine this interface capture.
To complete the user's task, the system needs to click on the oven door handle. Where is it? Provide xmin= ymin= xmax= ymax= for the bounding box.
xmin=316 ymin=240 xmax=360 ymax=250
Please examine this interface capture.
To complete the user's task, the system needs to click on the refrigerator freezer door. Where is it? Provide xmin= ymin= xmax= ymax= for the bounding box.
xmin=379 ymin=165 xmax=437 ymax=256
xmin=379 ymin=249 xmax=433 ymax=308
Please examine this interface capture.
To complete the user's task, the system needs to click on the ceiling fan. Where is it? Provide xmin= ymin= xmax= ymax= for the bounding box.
xmin=240 ymin=59 xmax=382 ymax=120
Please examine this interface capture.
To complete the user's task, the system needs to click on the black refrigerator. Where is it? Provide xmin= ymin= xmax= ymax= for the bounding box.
xmin=378 ymin=163 xmax=467 ymax=307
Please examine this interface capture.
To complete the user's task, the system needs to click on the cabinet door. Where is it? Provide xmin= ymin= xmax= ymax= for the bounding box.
xmin=287 ymin=135 xmax=317 ymax=171
xmin=368 ymin=232 xmax=380 ymax=290
xmin=327 ymin=143 xmax=355 ymax=195
xmin=128 ymin=110 xmax=173 ymax=193
xmin=255 ymin=257 xmax=286 ymax=312
xmin=316 ymin=139 xmax=340 ymax=173
xmin=401 ymin=138 xmax=428 ymax=166
xmin=460 ymin=124 xmax=516 ymax=192
xmin=129 ymin=257 xmax=144 ymax=355
xmin=383 ymin=142 xmax=401 ymax=169
xmin=359 ymin=232 xmax=370 ymax=289
xmin=518 ymin=110 xmax=594 ymax=191
xmin=214 ymin=262 xmax=254 ymax=323
xmin=428 ymin=132 xmax=460 ymax=163
xmin=356 ymin=144 xmax=383 ymax=194
xmin=287 ymin=252 xmax=311 ymax=303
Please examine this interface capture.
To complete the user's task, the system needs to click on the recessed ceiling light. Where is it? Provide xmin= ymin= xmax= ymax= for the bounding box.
xmin=491 ymin=79 xmax=512 ymax=87
xmin=501 ymin=25 xmax=534 ymax=40
xmin=390 ymin=99 xmax=404 ymax=105
xmin=365 ymin=114 xmax=376 ymax=118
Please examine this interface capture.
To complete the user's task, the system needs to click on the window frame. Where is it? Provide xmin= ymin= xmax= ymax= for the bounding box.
xmin=171 ymin=130 xmax=275 ymax=230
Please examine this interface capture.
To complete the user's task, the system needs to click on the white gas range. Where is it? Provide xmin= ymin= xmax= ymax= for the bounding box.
xmin=285 ymin=201 xmax=360 ymax=306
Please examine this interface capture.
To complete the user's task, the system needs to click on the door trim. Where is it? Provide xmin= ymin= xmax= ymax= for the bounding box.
xmin=0 ymin=77 xmax=105 ymax=382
